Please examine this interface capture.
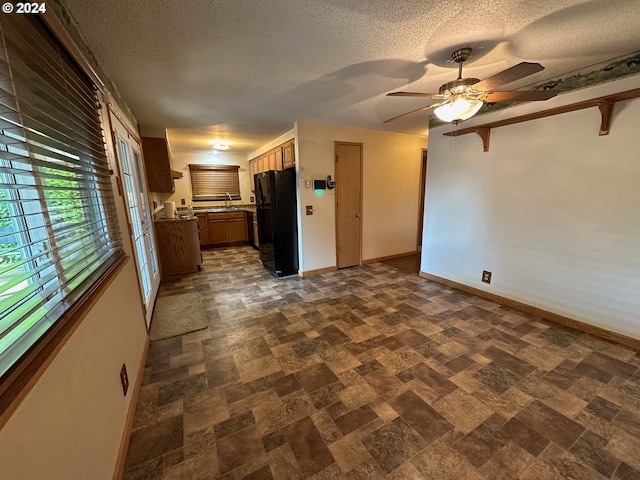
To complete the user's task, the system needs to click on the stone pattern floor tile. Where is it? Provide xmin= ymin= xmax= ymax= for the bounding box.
xmin=122 ymin=247 xmax=640 ymax=479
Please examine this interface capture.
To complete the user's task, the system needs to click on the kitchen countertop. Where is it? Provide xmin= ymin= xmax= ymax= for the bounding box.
xmin=191 ymin=206 xmax=256 ymax=214
xmin=154 ymin=214 xmax=197 ymax=222
xmin=154 ymin=205 xmax=256 ymax=221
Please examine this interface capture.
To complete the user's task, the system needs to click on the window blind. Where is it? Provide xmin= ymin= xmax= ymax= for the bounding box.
xmin=0 ymin=15 xmax=124 ymax=380
xmin=189 ymin=164 xmax=241 ymax=201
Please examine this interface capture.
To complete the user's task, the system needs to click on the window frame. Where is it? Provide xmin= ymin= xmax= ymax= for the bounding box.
xmin=0 ymin=13 xmax=126 ymax=424
xmin=189 ymin=164 xmax=241 ymax=202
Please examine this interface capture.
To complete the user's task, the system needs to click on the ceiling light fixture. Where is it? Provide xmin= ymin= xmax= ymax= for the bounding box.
xmin=433 ymin=78 xmax=487 ymax=123
xmin=211 ymin=141 xmax=231 ymax=151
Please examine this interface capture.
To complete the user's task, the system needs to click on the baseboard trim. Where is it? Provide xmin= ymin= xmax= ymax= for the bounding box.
xmin=419 ymin=271 xmax=640 ymax=350
xmin=113 ymin=334 xmax=150 ymax=480
xmin=362 ymin=251 xmax=418 ymax=264
xmin=299 ymin=266 xmax=337 ymax=277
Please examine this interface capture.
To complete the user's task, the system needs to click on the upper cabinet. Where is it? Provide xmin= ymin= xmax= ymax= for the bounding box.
xmin=142 ymin=136 xmax=178 ymax=193
xmin=282 ymin=140 xmax=295 ymax=169
xmin=248 ymin=139 xmax=295 ymax=191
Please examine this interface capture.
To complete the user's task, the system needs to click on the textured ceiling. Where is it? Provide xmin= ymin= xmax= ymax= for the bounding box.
xmin=62 ymin=0 xmax=640 ymax=154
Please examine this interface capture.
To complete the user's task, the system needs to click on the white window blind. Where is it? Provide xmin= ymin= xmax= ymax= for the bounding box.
xmin=0 ymin=15 xmax=123 ymax=381
xmin=189 ymin=164 xmax=240 ymax=201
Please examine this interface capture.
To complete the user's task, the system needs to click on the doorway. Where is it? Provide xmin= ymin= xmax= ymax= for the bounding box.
xmin=111 ymin=114 xmax=160 ymax=327
xmin=335 ymin=142 xmax=362 ymax=268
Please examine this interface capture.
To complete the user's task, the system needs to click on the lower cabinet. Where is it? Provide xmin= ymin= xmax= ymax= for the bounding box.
xmin=206 ymin=212 xmax=248 ymax=246
xmin=196 ymin=213 xmax=209 ymax=245
xmin=154 ymin=219 xmax=202 ymax=279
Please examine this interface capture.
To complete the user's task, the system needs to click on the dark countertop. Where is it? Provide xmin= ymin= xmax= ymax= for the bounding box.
xmin=191 ymin=206 xmax=256 ymax=214
xmin=154 ymin=205 xmax=256 ymax=221
xmin=154 ymin=214 xmax=197 ymax=222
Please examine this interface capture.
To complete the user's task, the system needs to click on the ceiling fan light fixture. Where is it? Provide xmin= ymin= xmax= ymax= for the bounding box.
xmin=434 ymin=95 xmax=484 ymax=123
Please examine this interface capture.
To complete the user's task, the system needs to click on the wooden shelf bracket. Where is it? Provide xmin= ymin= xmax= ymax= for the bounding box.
xmin=475 ymin=127 xmax=491 ymax=152
xmin=442 ymin=87 xmax=640 ymax=152
xmin=598 ymin=100 xmax=614 ymax=136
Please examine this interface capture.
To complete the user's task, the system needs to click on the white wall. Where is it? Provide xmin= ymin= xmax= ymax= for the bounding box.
xmin=421 ymin=76 xmax=640 ymax=339
xmin=0 ymin=263 xmax=148 ymax=480
xmin=296 ymin=122 xmax=426 ymax=273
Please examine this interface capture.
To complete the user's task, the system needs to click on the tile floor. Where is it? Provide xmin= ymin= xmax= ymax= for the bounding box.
xmin=123 ymin=246 xmax=640 ymax=479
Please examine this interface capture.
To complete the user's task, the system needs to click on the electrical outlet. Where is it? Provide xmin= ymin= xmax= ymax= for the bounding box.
xmin=181 ymin=198 xmax=186 ymax=205
xmin=482 ymin=270 xmax=492 ymax=284
xmin=306 ymin=205 xmax=313 ymax=215
xmin=120 ymin=363 xmax=129 ymax=396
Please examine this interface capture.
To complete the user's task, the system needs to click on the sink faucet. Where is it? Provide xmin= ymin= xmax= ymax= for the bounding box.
xmin=224 ymin=192 xmax=232 ymax=208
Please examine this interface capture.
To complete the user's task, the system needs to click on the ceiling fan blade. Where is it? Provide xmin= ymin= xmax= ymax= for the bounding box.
xmin=473 ymin=62 xmax=545 ymax=92
xmin=383 ymin=101 xmax=445 ymax=123
xmin=387 ymin=91 xmax=440 ymax=97
xmin=485 ymin=90 xmax=558 ymax=102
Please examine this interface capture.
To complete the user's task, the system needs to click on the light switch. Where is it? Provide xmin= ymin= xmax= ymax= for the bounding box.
xmin=306 ymin=205 xmax=313 ymax=215
xmin=304 ymin=179 xmax=311 ymax=188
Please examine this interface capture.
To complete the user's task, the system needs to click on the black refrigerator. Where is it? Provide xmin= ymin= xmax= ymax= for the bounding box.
xmin=255 ymin=169 xmax=298 ymax=277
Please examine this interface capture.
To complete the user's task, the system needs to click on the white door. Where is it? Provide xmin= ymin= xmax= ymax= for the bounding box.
xmin=111 ymin=115 xmax=159 ymax=327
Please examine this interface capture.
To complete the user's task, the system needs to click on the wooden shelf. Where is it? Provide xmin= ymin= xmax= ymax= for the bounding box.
xmin=442 ymin=88 xmax=640 ymax=152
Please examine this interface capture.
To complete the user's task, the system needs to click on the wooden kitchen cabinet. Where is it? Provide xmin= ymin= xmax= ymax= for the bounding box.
xmin=227 ymin=217 xmax=248 ymax=242
xmin=208 ymin=217 xmax=228 ymax=245
xmin=267 ymin=150 xmax=277 ymax=171
xmin=249 ymin=139 xmax=295 ymax=184
xmin=196 ymin=213 xmax=209 ymax=245
xmin=283 ymin=141 xmax=295 ymax=169
xmin=142 ymin=136 xmax=175 ymax=192
xmin=154 ymin=219 xmax=201 ymax=279
xmin=207 ymin=212 xmax=248 ymax=246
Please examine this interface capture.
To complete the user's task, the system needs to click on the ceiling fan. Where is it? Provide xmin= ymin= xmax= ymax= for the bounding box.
xmin=384 ymin=47 xmax=558 ymax=124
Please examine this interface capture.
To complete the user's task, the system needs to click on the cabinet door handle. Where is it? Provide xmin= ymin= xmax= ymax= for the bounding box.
xmin=355 ymin=213 xmax=361 ymax=218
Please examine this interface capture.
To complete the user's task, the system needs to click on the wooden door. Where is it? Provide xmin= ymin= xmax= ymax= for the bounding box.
xmin=335 ymin=142 xmax=362 ymax=268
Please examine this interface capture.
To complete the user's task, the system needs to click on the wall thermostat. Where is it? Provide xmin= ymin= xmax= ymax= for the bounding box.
xmin=313 ymin=179 xmax=327 ymax=189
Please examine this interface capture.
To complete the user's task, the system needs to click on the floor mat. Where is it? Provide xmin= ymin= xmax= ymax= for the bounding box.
xmin=149 ymin=292 xmax=207 ymax=341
